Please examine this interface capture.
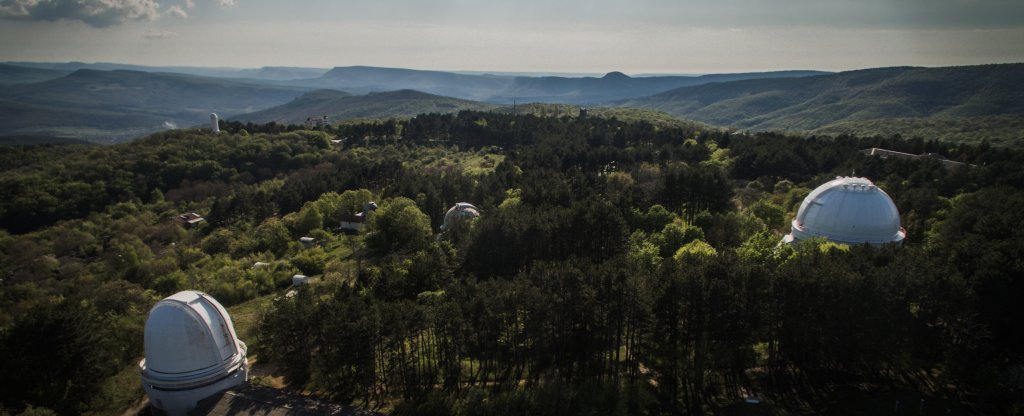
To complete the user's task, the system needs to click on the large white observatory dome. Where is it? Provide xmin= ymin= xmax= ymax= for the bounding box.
xmin=784 ymin=177 xmax=906 ymax=245
xmin=442 ymin=202 xmax=481 ymax=231
xmin=139 ymin=290 xmax=247 ymax=415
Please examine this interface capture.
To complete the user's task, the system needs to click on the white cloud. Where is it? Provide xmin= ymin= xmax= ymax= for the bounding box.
xmin=0 ymin=0 xmax=160 ymax=27
xmin=0 ymin=0 xmax=241 ymax=27
xmin=164 ymin=5 xmax=187 ymax=18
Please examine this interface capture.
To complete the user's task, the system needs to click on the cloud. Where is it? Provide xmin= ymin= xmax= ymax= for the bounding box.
xmin=185 ymin=0 xmax=194 ymax=8
xmin=164 ymin=4 xmax=187 ymax=18
xmin=0 ymin=0 xmax=160 ymax=27
xmin=216 ymin=0 xmax=234 ymax=7
xmin=144 ymin=29 xmax=178 ymax=39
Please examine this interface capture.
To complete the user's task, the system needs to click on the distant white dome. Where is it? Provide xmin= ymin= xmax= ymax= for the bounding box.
xmin=785 ymin=177 xmax=906 ymax=245
xmin=139 ymin=291 xmax=247 ymax=415
xmin=442 ymin=202 xmax=481 ymax=231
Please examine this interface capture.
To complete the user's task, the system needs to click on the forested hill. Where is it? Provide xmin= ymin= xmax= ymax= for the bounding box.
xmin=304 ymin=65 xmax=827 ymax=103
xmin=0 ymin=64 xmax=70 ymax=85
xmin=621 ymin=63 xmax=1024 ymax=145
xmin=308 ymin=66 xmax=511 ymax=101
xmin=494 ymin=70 xmax=827 ymax=103
xmin=2 ymin=113 xmax=1024 ymax=414
xmin=238 ymin=89 xmax=497 ymax=124
xmin=0 ymin=69 xmax=309 ymax=143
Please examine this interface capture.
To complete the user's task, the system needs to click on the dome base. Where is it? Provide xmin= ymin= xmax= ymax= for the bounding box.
xmin=143 ymin=359 xmax=248 ymax=416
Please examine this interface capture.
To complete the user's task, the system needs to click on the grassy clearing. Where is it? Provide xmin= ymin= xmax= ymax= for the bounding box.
xmin=405 ymin=147 xmax=506 ymax=176
xmin=86 ymin=363 xmax=146 ymax=416
xmin=228 ymin=293 xmax=277 ymax=353
xmin=462 ymin=153 xmax=505 ymax=176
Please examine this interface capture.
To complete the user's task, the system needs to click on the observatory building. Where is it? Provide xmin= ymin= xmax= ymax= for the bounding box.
xmin=339 ymin=201 xmax=379 ymax=234
xmin=783 ymin=177 xmax=906 ymax=246
xmin=139 ymin=291 xmax=248 ymax=415
xmin=441 ymin=202 xmax=481 ymax=232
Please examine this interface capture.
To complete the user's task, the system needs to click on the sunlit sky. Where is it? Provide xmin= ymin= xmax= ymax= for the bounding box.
xmin=1 ymin=0 xmax=1023 ymax=74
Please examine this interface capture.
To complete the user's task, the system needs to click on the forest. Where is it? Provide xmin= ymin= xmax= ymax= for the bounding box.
xmin=0 ymin=111 xmax=1022 ymax=415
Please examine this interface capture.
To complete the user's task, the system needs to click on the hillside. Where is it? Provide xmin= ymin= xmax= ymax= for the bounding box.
xmin=812 ymin=115 xmax=1024 ymax=148
xmin=304 ymin=66 xmax=513 ymax=101
xmin=231 ymin=66 xmax=330 ymax=81
xmin=238 ymin=89 xmax=497 ymax=124
xmin=297 ymin=66 xmax=827 ymax=104
xmin=4 ymin=61 xmax=329 ymax=80
xmin=0 ymin=69 xmax=309 ymax=142
xmin=0 ymin=64 xmax=71 ymax=85
xmin=620 ymin=64 xmax=1024 ymax=142
xmin=496 ymin=70 xmax=828 ymax=104
xmin=1 ymin=115 xmax=1022 ymax=415
xmin=0 ymin=135 xmax=93 ymax=145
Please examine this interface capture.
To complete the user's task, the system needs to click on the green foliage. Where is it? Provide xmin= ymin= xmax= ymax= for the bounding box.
xmin=290 ymin=247 xmax=327 ymax=276
xmin=255 ymin=217 xmax=292 ymax=256
xmin=737 ymin=230 xmax=794 ymax=268
xmin=293 ymin=202 xmax=325 ymax=236
xmin=814 ymin=115 xmax=1024 ymax=149
xmin=750 ymin=200 xmax=786 ymax=230
xmin=631 ymin=204 xmax=675 ymax=233
xmin=0 ymin=293 xmax=151 ymax=415
xmin=672 ymin=239 xmax=717 ymax=263
xmin=655 ymin=218 xmax=704 ymax=258
xmin=3 ymin=112 xmax=1024 ymax=414
xmin=200 ymin=228 xmax=235 ymax=255
xmin=625 ymin=64 xmax=1024 ymax=147
xmin=366 ymin=197 xmax=432 ymax=256
xmin=927 ymin=187 xmax=1024 ymax=364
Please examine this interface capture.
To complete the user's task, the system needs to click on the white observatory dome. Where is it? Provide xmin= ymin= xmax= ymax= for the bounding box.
xmin=139 ymin=291 xmax=247 ymax=415
xmin=441 ymin=202 xmax=481 ymax=231
xmin=784 ymin=177 xmax=906 ymax=245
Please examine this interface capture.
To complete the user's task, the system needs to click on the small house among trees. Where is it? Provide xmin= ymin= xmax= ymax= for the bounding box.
xmin=305 ymin=115 xmax=329 ymax=129
xmin=176 ymin=212 xmax=205 ymax=228
xmin=339 ymin=201 xmax=378 ymax=234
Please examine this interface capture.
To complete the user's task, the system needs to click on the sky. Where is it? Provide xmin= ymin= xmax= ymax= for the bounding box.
xmin=0 ymin=0 xmax=1022 ymax=74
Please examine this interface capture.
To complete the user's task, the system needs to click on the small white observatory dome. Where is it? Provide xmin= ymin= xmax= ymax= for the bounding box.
xmin=139 ymin=290 xmax=247 ymax=415
xmin=441 ymin=202 xmax=481 ymax=231
xmin=784 ymin=177 xmax=906 ymax=245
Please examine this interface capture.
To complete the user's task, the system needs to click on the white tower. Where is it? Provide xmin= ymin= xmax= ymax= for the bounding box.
xmin=210 ymin=113 xmax=220 ymax=134
xmin=139 ymin=291 xmax=248 ymax=415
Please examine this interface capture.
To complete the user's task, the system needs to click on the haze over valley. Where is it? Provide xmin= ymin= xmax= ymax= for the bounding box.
xmin=2 ymin=62 xmax=1023 ymax=146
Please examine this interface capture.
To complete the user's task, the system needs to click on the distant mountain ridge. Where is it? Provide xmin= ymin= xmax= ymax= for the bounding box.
xmin=4 ymin=62 xmax=1021 ymax=145
xmin=239 ymin=89 xmax=497 ymax=124
xmin=5 ymin=61 xmax=330 ymax=81
xmin=298 ymin=66 xmax=827 ymax=103
xmin=495 ymin=70 xmax=828 ymax=104
xmin=0 ymin=69 xmax=308 ymax=142
xmin=621 ymin=64 xmax=1024 ymax=136
xmin=303 ymin=66 xmax=511 ymax=102
xmin=0 ymin=64 xmax=71 ymax=85
xmin=1 ymin=63 xmax=832 ymax=143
